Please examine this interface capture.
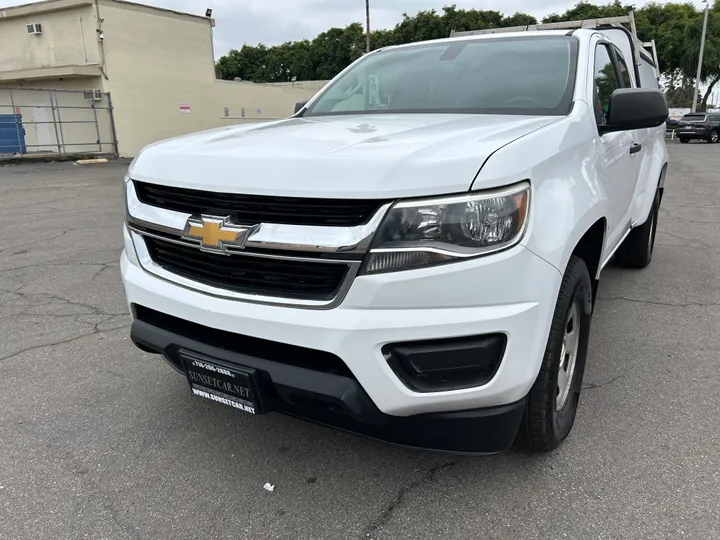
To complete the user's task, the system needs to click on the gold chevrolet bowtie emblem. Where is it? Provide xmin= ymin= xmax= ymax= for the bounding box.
xmin=183 ymin=216 xmax=256 ymax=254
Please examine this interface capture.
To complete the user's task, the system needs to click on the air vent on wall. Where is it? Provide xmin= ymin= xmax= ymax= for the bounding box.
xmin=26 ymin=23 xmax=42 ymax=35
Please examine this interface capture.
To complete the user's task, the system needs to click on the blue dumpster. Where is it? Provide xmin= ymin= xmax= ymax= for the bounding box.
xmin=0 ymin=114 xmax=26 ymax=154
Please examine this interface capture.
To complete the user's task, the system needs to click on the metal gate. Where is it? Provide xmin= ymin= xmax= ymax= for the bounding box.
xmin=0 ymin=87 xmax=118 ymax=158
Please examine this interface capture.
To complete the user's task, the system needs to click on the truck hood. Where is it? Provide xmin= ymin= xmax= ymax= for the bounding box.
xmin=130 ymin=114 xmax=559 ymax=198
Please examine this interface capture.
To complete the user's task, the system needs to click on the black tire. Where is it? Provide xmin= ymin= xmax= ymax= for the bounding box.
xmin=614 ymin=189 xmax=660 ymax=269
xmin=680 ymin=138 xmax=689 ymax=144
xmin=516 ymin=256 xmax=592 ymax=452
xmin=709 ymin=130 xmax=719 ymax=144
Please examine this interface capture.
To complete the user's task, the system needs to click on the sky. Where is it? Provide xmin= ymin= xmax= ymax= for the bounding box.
xmin=3 ymin=0 xmax=708 ymax=58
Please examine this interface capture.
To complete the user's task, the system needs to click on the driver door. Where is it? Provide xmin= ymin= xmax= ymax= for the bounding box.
xmin=593 ymin=42 xmax=640 ymax=252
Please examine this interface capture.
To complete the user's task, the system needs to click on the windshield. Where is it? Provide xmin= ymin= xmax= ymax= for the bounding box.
xmin=304 ymin=36 xmax=577 ymax=117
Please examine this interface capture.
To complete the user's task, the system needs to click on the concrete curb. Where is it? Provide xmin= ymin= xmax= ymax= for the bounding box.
xmin=76 ymin=158 xmax=110 ymax=165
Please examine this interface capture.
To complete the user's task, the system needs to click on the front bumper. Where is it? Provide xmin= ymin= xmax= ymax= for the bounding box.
xmin=122 ymin=226 xmax=562 ymax=451
xmin=131 ymin=307 xmax=526 ymax=454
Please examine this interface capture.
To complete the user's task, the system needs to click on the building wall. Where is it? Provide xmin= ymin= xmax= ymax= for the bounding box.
xmin=0 ymin=0 xmax=327 ymax=158
xmin=97 ymin=0 xmax=321 ymax=157
xmin=0 ymin=3 xmax=100 ymax=73
xmin=0 ymin=82 xmax=114 ymax=155
xmin=267 ymin=81 xmax=329 ymax=93
xmin=213 ymin=80 xmax=325 ymax=124
xmin=1 ymin=76 xmax=104 ymax=91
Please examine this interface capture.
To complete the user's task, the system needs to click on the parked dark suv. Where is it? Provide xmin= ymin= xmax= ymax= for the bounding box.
xmin=677 ymin=113 xmax=720 ymax=144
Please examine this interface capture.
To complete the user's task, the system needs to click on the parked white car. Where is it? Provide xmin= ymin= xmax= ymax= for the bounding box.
xmin=122 ymin=25 xmax=668 ymax=453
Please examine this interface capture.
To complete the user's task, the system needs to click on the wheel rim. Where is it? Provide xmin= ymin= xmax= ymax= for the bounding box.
xmin=556 ymin=301 xmax=581 ymax=411
xmin=713 ymin=132 xmax=719 ymax=143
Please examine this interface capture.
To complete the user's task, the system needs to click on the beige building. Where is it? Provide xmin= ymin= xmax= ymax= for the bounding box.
xmin=0 ymin=0 xmax=326 ymax=156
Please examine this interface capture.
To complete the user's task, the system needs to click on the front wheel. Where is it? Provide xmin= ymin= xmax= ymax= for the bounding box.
xmin=680 ymin=138 xmax=689 ymax=144
xmin=709 ymin=130 xmax=719 ymax=144
xmin=516 ymin=256 xmax=592 ymax=452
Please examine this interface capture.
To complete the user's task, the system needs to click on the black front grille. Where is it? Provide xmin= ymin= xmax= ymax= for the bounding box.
xmin=145 ymin=237 xmax=348 ymax=301
xmin=134 ymin=181 xmax=384 ymax=227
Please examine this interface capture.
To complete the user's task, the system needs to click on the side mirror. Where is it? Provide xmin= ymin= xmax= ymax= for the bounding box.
xmin=600 ymin=88 xmax=668 ymax=134
xmin=294 ymin=100 xmax=308 ymax=114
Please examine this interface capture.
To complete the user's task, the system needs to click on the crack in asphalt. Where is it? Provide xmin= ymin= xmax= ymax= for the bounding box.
xmin=660 ymin=206 xmax=720 ymax=225
xmin=0 ymin=195 xmax=79 ymax=210
xmin=0 ymin=260 xmax=119 ymax=275
xmin=0 ymin=229 xmax=71 ymax=255
xmin=1 ymin=285 xmax=127 ymax=318
xmin=0 ymin=323 xmax=131 ymax=364
xmin=0 ymin=200 xmax=118 ymax=217
xmin=583 ymin=374 xmax=625 ymax=390
xmin=663 ymin=203 xmax=719 ymax=209
xmin=106 ymin=504 xmax=142 ymax=540
xmin=361 ymin=461 xmax=457 ymax=539
xmin=656 ymin=230 xmax=717 ymax=250
xmin=597 ymin=296 xmax=720 ymax=308
xmin=665 ymin=215 xmax=720 ymax=225
xmin=0 ymin=223 xmax=119 ymax=256
xmin=11 ymin=416 xmax=143 ymax=540
xmin=0 ymin=267 xmax=130 ymax=363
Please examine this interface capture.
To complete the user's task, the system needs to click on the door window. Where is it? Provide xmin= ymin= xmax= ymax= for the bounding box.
xmin=614 ymin=49 xmax=633 ymax=88
xmin=594 ymin=44 xmax=620 ymax=126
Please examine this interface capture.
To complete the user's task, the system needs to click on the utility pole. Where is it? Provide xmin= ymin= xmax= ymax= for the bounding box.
xmin=692 ymin=0 xmax=710 ymax=112
xmin=365 ymin=0 xmax=371 ymax=53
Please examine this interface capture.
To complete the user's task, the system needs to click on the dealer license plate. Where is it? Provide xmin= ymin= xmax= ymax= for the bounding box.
xmin=181 ymin=350 xmax=260 ymax=414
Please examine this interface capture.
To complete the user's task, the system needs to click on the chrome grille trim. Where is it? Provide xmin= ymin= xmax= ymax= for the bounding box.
xmin=126 ymin=181 xmax=391 ymax=255
xmin=125 ymin=180 xmax=390 ymax=309
xmin=129 ymin=226 xmax=358 ymax=265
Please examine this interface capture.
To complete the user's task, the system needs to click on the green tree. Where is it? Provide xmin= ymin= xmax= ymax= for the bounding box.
xmin=502 ymin=13 xmax=539 ymax=27
xmin=545 ymin=1 xmax=720 ymax=111
xmin=680 ymin=7 xmax=720 ymax=110
xmin=543 ymin=1 xmax=634 ymax=23
xmin=214 ymin=0 xmax=720 ymax=102
xmin=215 ymin=4 xmax=536 ymax=82
xmin=311 ymin=23 xmax=365 ymax=80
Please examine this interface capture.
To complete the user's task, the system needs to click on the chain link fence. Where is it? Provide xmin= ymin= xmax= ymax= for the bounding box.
xmin=0 ymin=87 xmax=117 ymax=158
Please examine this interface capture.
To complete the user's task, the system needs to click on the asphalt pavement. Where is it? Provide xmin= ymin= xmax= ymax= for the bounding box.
xmin=1 ymin=143 xmax=719 ymax=539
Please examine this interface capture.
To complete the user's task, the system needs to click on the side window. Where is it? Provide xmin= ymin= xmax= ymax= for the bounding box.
xmin=594 ymin=44 xmax=620 ymax=126
xmin=639 ymin=62 xmax=660 ymax=90
xmin=615 ymin=49 xmax=633 ymax=88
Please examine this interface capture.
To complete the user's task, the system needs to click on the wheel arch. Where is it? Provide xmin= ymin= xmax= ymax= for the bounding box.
xmin=657 ymin=161 xmax=668 ymax=203
xmin=570 ymin=218 xmax=606 ymax=306
xmin=633 ymin=133 xmax=668 ymax=226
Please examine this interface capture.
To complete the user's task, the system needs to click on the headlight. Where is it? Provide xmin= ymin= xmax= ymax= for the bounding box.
xmin=362 ymin=181 xmax=530 ymax=274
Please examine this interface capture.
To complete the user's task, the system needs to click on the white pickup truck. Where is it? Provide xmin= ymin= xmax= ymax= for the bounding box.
xmin=122 ymin=23 xmax=668 ymax=454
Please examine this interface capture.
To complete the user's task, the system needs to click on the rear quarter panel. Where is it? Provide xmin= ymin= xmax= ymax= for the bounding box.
xmin=631 ymin=125 xmax=668 ymax=226
xmin=628 ymin=51 xmax=669 ymax=226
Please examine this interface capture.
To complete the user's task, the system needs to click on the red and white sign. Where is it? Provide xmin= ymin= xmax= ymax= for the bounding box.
xmin=14 ymin=107 xmax=20 ymax=114
xmin=180 ymin=103 xmax=191 ymax=114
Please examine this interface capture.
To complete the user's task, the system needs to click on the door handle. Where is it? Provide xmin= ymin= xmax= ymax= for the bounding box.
xmin=629 ymin=143 xmax=642 ymax=155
